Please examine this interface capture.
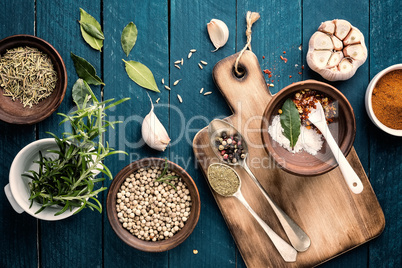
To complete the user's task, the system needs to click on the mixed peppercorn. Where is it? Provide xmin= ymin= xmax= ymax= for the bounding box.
xmin=215 ymin=131 xmax=246 ymax=164
xmin=279 ymin=89 xmax=336 ymax=129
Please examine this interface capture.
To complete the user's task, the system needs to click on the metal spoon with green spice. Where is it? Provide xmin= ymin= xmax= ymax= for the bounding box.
xmin=208 ymin=119 xmax=310 ymax=252
xmin=207 ymin=163 xmax=297 ymax=263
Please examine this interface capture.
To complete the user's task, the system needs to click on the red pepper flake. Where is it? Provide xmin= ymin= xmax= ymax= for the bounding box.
xmin=262 ymin=56 xmax=265 ymax=59
xmin=298 ymin=72 xmax=302 ymax=75
xmin=263 ymin=69 xmax=271 ymax=74
xmin=271 ymin=80 xmax=274 ymax=83
xmin=280 ymin=55 xmax=288 ymax=63
xmin=301 ymin=65 xmax=305 ymax=70
xmin=289 ymin=75 xmax=292 ymax=78
xmin=283 ymin=51 xmax=286 ymax=54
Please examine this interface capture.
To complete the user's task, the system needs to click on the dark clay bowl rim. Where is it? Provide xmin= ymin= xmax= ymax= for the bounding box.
xmin=106 ymin=158 xmax=201 ymax=252
xmin=261 ymin=80 xmax=356 ymax=177
xmin=0 ymin=34 xmax=67 ymax=124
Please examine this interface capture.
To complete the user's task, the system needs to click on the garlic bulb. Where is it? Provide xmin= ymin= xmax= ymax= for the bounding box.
xmin=307 ymin=19 xmax=367 ymax=81
xmin=207 ymin=19 xmax=229 ymax=51
xmin=142 ymin=95 xmax=170 ymax=151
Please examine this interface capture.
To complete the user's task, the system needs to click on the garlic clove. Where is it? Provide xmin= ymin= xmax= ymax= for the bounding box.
xmin=309 ymin=31 xmax=334 ymax=50
xmin=334 ymin=19 xmax=352 ymax=40
xmin=338 ymin=58 xmax=354 ymax=74
xmin=331 ymin=35 xmax=343 ymax=51
xmin=343 ymin=44 xmax=367 ymax=62
xmin=310 ymin=50 xmax=332 ymax=69
xmin=318 ymin=20 xmax=335 ymax=35
xmin=343 ymin=28 xmax=364 ymax=46
xmin=207 ymin=19 xmax=229 ymax=51
xmin=327 ymin=51 xmax=344 ymax=68
xmin=142 ymin=95 xmax=170 ymax=151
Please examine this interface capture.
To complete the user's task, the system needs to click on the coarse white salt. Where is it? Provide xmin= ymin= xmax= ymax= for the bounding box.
xmin=268 ymin=115 xmax=323 ymax=155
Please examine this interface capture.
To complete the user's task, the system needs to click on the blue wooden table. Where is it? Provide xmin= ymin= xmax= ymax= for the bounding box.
xmin=0 ymin=0 xmax=400 ymax=267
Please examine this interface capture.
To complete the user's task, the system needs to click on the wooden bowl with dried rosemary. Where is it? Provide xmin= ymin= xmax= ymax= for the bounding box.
xmin=106 ymin=158 xmax=201 ymax=252
xmin=0 ymin=34 xmax=67 ymax=124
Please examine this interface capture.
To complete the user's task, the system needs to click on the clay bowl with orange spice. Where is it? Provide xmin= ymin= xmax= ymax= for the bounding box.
xmin=261 ymin=80 xmax=356 ymax=176
xmin=106 ymin=158 xmax=201 ymax=252
xmin=365 ymin=64 xmax=402 ymax=136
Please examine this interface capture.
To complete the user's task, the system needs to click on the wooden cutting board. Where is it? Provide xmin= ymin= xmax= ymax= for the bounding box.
xmin=192 ymin=51 xmax=385 ymax=267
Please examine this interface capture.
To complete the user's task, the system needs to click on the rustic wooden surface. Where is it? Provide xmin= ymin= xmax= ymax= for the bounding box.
xmin=193 ymin=51 xmax=385 ymax=267
xmin=0 ymin=0 xmax=401 ymax=267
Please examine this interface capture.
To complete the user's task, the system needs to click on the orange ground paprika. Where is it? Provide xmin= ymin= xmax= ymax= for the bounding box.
xmin=372 ymin=70 xmax=402 ymax=129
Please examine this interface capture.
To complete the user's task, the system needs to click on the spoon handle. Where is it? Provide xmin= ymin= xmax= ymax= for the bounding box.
xmin=242 ymin=163 xmax=311 ymax=252
xmin=234 ymin=192 xmax=297 ymax=262
xmin=318 ymin=124 xmax=364 ymax=194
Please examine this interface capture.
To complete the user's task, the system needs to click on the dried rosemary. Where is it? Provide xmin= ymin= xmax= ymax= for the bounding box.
xmin=0 ymin=46 xmax=57 ymax=107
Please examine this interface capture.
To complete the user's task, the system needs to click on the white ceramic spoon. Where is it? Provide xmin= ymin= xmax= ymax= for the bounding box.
xmin=308 ymin=102 xmax=363 ymax=194
xmin=207 ymin=163 xmax=297 ymax=262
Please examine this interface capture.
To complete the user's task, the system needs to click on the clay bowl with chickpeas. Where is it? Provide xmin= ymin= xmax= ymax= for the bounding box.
xmin=106 ymin=157 xmax=200 ymax=252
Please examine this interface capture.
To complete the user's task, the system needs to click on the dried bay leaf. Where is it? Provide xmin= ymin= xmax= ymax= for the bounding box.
xmin=280 ymin=99 xmax=301 ymax=149
xmin=72 ymin=78 xmax=97 ymax=107
xmin=71 ymin=52 xmax=104 ymax=86
xmin=121 ymin=22 xmax=138 ymax=57
xmin=79 ymin=21 xmax=104 ymax=40
xmin=79 ymin=8 xmax=103 ymax=51
xmin=122 ymin=59 xmax=159 ymax=93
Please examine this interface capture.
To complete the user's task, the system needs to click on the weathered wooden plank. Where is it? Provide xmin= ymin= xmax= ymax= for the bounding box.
xmin=369 ymin=0 xmax=402 ymax=267
xmin=36 ymin=1 xmax=103 ymax=267
xmin=236 ymin=1 xmax=302 ymax=266
xmin=0 ymin=1 xmax=37 ymax=268
xmin=302 ymin=1 xmax=371 ymax=267
xmin=169 ymin=0 xmax=237 ymax=267
xmin=102 ymin=0 xmax=170 ymax=266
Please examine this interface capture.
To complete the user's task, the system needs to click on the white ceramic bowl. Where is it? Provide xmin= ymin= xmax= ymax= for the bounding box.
xmin=4 ymin=138 xmax=78 ymax=220
xmin=365 ymin=64 xmax=402 ymax=136
xmin=4 ymin=138 xmax=101 ymax=220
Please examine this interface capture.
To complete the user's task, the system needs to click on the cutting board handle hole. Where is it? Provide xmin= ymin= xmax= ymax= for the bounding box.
xmin=233 ymin=65 xmax=246 ymax=79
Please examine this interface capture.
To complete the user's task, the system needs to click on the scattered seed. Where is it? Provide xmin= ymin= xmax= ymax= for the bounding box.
xmin=164 ymin=85 xmax=171 ymax=90
xmin=200 ymin=88 xmax=204 ymax=94
xmin=204 ymin=91 xmax=212 ymax=96
xmin=177 ymin=94 xmax=183 ymax=103
xmin=188 ymin=52 xmax=192 ymax=59
xmin=175 ymin=65 xmax=181 ymax=69
xmin=156 ymin=98 xmax=160 ymax=103
xmin=299 ymin=45 xmax=302 ymax=50
xmin=200 ymin=60 xmax=208 ymax=65
xmin=173 ymin=79 xmax=181 ymax=86
xmin=198 ymin=63 xmax=203 ymax=69
xmin=161 ymin=78 xmax=164 ymax=84
xmin=174 ymin=60 xmax=181 ymax=64
xmin=193 ymin=249 xmax=198 ymax=254
xmin=190 ymin=49 xmax=196 ymax=53
xmin=269 ymin=83 xmax=274 ymax=87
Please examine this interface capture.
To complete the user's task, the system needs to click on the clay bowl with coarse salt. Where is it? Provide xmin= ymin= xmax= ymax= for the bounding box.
xmin=261 ymin=80 xmax=356 ymax=176
xmin=106 ymin=158 xmax=200 ymax=252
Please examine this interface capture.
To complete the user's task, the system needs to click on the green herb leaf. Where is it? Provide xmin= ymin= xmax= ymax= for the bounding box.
xmin=72 ymin=79 xmax=95 ymax=107
xmin=79 ymin=8 xmax=103 ymax=51
xmin=121 ymin=22 xmax=138 ymax=57
xmin=122 ymin=59 xmax=159 ymax=92
xmin=71 ymin=52 xmax=104 ymax=86
xmin=79 ymin=21 xmax=104 ymax=40
xmin=280 ymin=99 xmax=301 ymax=149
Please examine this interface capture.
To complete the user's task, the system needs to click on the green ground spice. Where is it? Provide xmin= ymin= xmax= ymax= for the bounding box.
xmin=207 ymin=164 xmax=240 ymax=196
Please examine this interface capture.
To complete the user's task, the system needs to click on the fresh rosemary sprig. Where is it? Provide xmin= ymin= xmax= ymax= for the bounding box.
xmin=154 ymin=158 xmax=179 ymax=190
xmin=23 ymin=87 xmax=129 ymax=216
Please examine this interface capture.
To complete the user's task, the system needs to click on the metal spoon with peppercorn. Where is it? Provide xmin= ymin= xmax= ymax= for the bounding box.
xmin=208 ymin=119 xmax=311 ymax=252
